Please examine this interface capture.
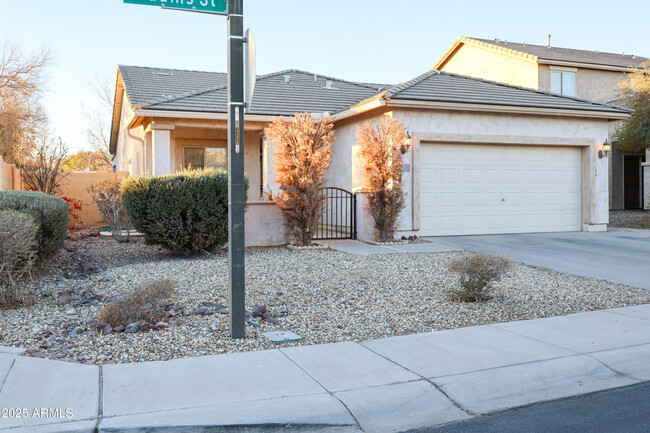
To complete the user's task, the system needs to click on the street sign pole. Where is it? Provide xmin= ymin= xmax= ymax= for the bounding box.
xmin=227 ymin=0 xmax=246 ymax=339
xmin=124 ymin=0 xmax=246 ymax=339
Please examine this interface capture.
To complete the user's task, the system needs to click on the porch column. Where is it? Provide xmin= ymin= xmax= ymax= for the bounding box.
xmin=150 ymin=123 xmax=174 ymax=176
xmin=642 ymin=148 xmax=650 ymax=210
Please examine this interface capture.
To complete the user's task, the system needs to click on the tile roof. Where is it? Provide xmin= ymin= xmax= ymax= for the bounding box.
xmin=118 ymin=65 xmax=631 ymax=119
xmin=471 ymin=38 xmax=648 ymax=69
xmin=119 ymin=65 xmax=389 ymax=115
xmin=356 ymin=70 xmax=633 ymax=115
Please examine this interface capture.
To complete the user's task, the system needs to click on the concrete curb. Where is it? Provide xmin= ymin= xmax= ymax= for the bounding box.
xmin=0 ymin=304 xmax=648 ymax=432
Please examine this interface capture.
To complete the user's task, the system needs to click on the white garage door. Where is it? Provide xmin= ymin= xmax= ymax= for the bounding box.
xmin=420 ymin=143 xmax=582 ymax=236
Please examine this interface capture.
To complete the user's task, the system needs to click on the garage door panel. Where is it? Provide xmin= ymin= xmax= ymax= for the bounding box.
xmin=419 ymin=143 xmax=581 ymax=236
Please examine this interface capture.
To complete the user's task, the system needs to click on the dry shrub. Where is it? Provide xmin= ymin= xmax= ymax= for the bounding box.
xmin=357 ymin=117 xmax=408 ymax=242
xmin=266 ymin=113 xmax=335 ymax=246
xmin=90 ymin=179 xmax=132 ymax=243
xmin=99 ymin=279 xmax=177 ymax=327
xmin=448 ymin=253 xmax=513 ymax=302
xmin=0 ymin=210 xmax=38 ymax=306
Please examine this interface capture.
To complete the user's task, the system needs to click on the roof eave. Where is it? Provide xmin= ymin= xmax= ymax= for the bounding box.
xmin=539 ymin=59 xmax=638 ymax=72
xmin=385 ymin=99 xmax=631 ymax=120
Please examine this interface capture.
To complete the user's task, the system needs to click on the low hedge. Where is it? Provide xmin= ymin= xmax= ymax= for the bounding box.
xmin=121 ymin=169 xmax=248 ymax=255
xmin=0 ymin=191 xmax=68 ymax=261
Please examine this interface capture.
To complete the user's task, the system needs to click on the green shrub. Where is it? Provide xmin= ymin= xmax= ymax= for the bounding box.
xmin=0 ymin=210 xmax=39 ymax=306
xmin=121 ymin=169 xmax=248 ymax=255
xmin=98 ymin=279 xmax=177 ymax=327
xmin=448 ymin=253 xmax=513 ymax=302
xmin=0 ymin=191 xmax=68 ymax=261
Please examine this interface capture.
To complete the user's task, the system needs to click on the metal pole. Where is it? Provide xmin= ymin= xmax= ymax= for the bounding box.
xmin=227 ymin=0 xmax=245 ymax=339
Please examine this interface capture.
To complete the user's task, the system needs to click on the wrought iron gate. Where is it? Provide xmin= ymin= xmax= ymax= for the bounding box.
xmin=314 ymin=187 xmax=357 ymax=240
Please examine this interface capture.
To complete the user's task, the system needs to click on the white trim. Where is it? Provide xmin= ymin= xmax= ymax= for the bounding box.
xmin=385 ymin=99 xmax=630 ymax=120
xmin=549 ymin=65 xmax=578 ymax=72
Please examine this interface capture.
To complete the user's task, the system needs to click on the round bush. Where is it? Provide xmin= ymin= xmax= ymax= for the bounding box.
xmin=0 ymin=210 xmax=39 ymax=305
xmin=121 ymin=169 xmax=248 ymax=255
xmin=0 ymin=191 xmax=68 ymax=261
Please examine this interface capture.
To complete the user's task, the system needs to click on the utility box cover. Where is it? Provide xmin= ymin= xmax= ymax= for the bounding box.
xmin=262 ymin=330 xmax=302 ymax=344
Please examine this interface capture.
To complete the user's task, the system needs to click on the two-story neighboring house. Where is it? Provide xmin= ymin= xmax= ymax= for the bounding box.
xmin=433 ymin=36 xmax=649 ymax=210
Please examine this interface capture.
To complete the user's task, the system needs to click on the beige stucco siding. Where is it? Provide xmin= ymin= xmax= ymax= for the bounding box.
xmin=327 ymin=108 xmax=611 ymax=239
xmin=538 ymin=65 xmax=626 ymax=103
xmin=438 ymin=44 xmax=539 ymax=89
xmin=113 ymin=90 xmax=145 ymax=175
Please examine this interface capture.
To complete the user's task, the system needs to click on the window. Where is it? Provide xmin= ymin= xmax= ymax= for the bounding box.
xmin=183 ymin=147 xmax=227 ymax=170
xmin=551 ymin=71 xmax=575 ymax=97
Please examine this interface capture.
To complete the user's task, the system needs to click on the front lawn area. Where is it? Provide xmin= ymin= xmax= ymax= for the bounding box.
xmin=1 ymin=232 xmax=649 ymax=365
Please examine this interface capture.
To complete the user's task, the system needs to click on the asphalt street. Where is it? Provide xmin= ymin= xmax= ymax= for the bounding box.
xmin=411 ymin=382 xmax=650 ymax=433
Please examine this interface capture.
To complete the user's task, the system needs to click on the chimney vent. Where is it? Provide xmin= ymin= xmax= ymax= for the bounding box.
xmin=284 ymin=75 xmax=291 ymax=83
xmin=325 ymin=80 xmax=333 ymax=89
xmin=546 ymin=34 xmax=551 ymax=47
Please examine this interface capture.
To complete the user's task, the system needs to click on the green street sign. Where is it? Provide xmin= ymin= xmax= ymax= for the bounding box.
xmin=124 ymin=0 xmax=228 ymax=15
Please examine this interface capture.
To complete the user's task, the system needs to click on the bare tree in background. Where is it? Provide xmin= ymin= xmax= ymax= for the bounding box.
xmin=81 ymin=76 xmax=113 ymax=168
xmin=0 ymin=40 xmax=51 ymax=164
xmin=21 ymin=133 xmax=69 ymax=195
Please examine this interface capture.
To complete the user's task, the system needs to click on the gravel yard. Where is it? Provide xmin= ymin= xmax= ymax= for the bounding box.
xmin=610 ymin=210 xmax=650 ymax=230
xmin=1 ymin=234 xmax=649 ymax=365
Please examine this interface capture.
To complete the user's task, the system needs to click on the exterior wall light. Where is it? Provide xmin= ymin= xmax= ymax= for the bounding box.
xmin=401 ymin=132 xmax=412 ymax=155
xmin=598 ymin=139 xmax=612 ymax=159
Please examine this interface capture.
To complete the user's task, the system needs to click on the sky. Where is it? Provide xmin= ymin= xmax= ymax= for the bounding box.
xmin=1 ymin=0 xmax=649 ymax=153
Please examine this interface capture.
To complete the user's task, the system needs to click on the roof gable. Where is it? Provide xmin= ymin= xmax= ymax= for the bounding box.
xmin=436 ymin=37 xmax=648 ymax=70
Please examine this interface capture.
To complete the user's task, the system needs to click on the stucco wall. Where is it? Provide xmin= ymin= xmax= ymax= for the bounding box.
xmin=56 ymin=171 xmax=129 ymax=228
xmin=329 ymin=109 xmax=612 ymax=239
xmin=245 ymin=201 xmax=289 ymax=246
xmin=113 ymin=90 xmax=144 ymax=175
xmin=538 ymin=65 xmax=626 ymax=103
xmin=438 ymin=43 xmax=539 ymax=89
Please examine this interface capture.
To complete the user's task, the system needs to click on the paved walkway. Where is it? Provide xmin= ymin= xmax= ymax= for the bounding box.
xmin=424 ymin=229 xmax=650 ymax=290
xmin=1 ymin=305 xmax=649 ymax=432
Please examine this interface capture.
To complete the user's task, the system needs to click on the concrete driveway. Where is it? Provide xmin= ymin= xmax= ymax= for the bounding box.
xmin=425 ymin=229 xmax=650 ymax=290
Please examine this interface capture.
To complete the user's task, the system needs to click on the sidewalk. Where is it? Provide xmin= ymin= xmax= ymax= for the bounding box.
xmin=1 ymin=305 xmax=649 ymax=432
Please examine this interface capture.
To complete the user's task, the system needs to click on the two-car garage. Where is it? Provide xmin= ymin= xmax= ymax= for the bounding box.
xmin=418 ymin=142 xmax=583 ymax=236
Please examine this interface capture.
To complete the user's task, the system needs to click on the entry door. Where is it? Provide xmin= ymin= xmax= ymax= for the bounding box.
xmin=624 ymin=155 xmax=642 ymax=209
xmin=419 ymin=143 xmax=582 ymax=236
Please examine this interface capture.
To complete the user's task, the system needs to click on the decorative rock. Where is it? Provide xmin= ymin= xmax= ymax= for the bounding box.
xmin=101 ymin=324 xmax=113 ymax=335
xmin=140 ymin=322 xmax=154 ymax=332
xmin=57 ymin=292 xmax=72 ymax=305
xmin=264 ymin=317 xmax=280 ymax=325
xmin=125 ymin=322 xmax=141 ymax=333
xmin=155 ymin=322 xmax=169 ymax=330
xmin=168 ymin=318 xmax=181 ymax=327
xmin=113 ymin=325 xmax=125 ymax=333
xmin=193 ymin=307 xmax=213 ymax=316
xmin=246 ymin=320 xmax=260 ymax=328
xmin=95 ymin=321 xmax=110 ymax=330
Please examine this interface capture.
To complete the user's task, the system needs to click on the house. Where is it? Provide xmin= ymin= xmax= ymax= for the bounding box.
xmin=433 ymin=36 xmax=649 ymax=210
xmin=110 ymin=65 xmax=631 ymax=246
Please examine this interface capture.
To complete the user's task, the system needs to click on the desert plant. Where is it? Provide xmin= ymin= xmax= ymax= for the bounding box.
xmin=61 ymin=196 xmax=83 ymax=225
xmin=98 ymin=279 xmax=176 ymax=327
xmin=90 ymin=179 xmax=132 ymax=243
xmin=0 ymin=190 xmax=68 ymax=261
xmin=0 ymin=210 xmax=38 ymax=306
xmin=448 ymin=253 xmax=513 ymax=302
xmin=265 ymin=113 xmax=335 ymax=246
xmin=121 ymin=168 xmax=248 ymax=255
xmin=357 ymin=117 xmax=408 ymax=242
